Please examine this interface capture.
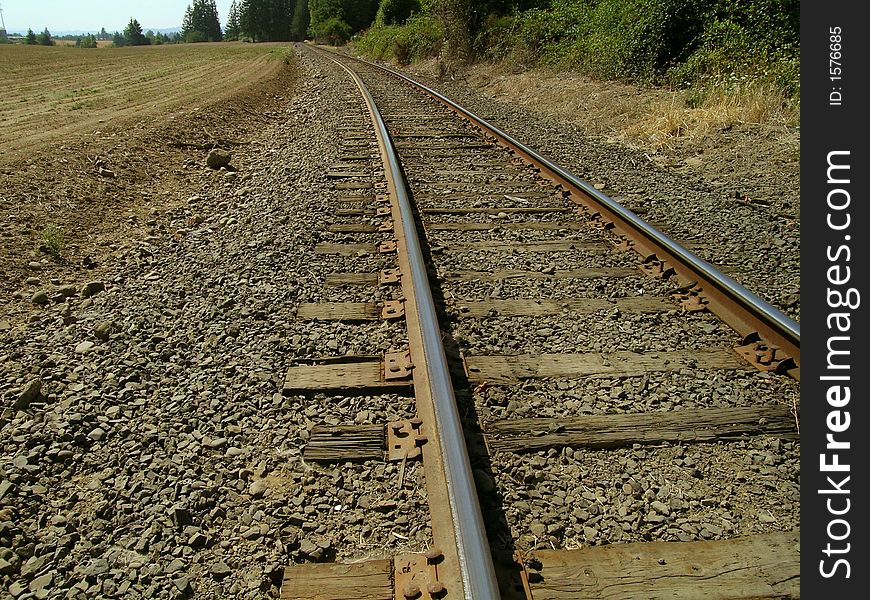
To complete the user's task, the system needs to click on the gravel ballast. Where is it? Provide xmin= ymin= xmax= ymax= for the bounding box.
xmin=2 ymin=45 xmax=801 ymax=599
xmin=1 ymin=51 xmax=429 ymax=600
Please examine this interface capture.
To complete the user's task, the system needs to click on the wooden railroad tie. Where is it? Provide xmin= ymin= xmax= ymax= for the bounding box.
xmin=283 ymin=352 xmax=413 ymax=396
xmin=281 ymin=531 xmax=799 ymax=600
xmin=487 ymin=405 xmax=797 ymax=453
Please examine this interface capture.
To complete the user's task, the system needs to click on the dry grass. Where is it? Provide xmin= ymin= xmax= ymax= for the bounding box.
xmin=454 ymin=61 xmax=798 ymax=152
xmin=626 ymin=82 xmax=798 ymax=150
xmin=464 ymin=65 xmax=661 ymax=139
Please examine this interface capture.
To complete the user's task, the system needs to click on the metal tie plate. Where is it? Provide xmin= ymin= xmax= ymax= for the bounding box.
xmin=381 ymin=300 xmax=406 ymax=320
xmin=387 ymin=418 xmax=425 ymax=461
xmin=384 ymin=350 xmax=414 ymax=380
xmin=379 ymin=268 xmax=402 ymax=285
xmin=394 ymin=551 xmax=445 ymax=599
xmin=379 ymin=240 xmax=399 ymax=254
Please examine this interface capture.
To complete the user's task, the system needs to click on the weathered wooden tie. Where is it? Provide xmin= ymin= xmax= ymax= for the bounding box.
xmin=326 ymin=267 xmax=635 ymax=286
xmin=425 ymin=221 xmax=584 ymax=232
xmin=487 ymin=405 xmax=797 ymax=452
xmin=335 ymin=207 xmax=375 ymax=216
xmin=316 ymin=241 xmax=605 ymax=255
xmin=422 ymin=206 xmax=568 ymax=215
xmin=393 ymin=142 xmax=491 ymax=150
xmin=314 ymin=243 xmax=379 ymax=255
xmin=441 ymin=240 xmax=605 ymax=253
xmin=281 ymin=560 xmax=393 ymax=600
xmin=328 ymin=223 xmax=382 ymax=233
xmin=334 ymin=181 xmax=374 ymax=190
xmin=527 ymin=530 xmax=800 ymax=599
xmin=296 ymin=302 xmax=380 ymax=321
xmin=283 ymin=354 xmax=413 ymax=394
xmin=303 ymin=418 xmax=425 ymax=462
xmin=302 ymin=424 xmax=385 ymax=461
xmin=442 ymin=267 xmax=635 ymax=281
xmin=325 ymin=272 xmax=380 ymax=286
xmin=327 ymin=221 xmax=587 ymax=233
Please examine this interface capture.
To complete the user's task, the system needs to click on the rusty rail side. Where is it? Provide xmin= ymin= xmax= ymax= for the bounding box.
xmin=323 ymin=53 xmax=502 ymax=600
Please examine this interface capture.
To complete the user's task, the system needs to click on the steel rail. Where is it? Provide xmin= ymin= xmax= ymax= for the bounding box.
xmin=323 ymin=53 xmax=502 ymax=600
xmin=333 ymin=50 xmax=801 ymax=379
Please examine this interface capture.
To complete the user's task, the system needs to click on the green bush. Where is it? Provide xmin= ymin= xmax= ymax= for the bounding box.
xmin=184 ymin=30 xmax=209 ymax=43
xmin=505 ymin=0 xmax=707 ymax=80
xmin=37 ymin=28 xmax=55 ymax=46
xmin=355 ymin=15 xmax=444 ymax=63
xmin=312 ymin=17 xmax=353 ymax=46
xmin=668 ymin=0 xmax=799 ymax=97
xmin=473 ymin=0 xmax=798 ymax=97
xmin=76 ymin=34 xmax=98 ymax=48
xmin=360 ymin=0 xmax=799 ymax=103
xmin=41 ymin=225 xmax=65 ymax=260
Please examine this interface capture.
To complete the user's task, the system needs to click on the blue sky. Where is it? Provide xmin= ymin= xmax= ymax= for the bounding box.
xmin=2 ymin=1 xmax=234 ymax=33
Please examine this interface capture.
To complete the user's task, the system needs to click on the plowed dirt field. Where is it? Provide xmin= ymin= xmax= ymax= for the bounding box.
xmin=0 ymin=42 xmax=298 ymax=322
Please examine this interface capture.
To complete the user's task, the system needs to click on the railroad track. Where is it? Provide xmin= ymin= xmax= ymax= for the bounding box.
xmin=280 ymin=45 xmax=800 ymax=599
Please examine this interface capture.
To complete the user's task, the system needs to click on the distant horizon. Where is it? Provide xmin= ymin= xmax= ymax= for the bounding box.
xmin=2 ymin=27 xmax=183 ymax=37
xmin=1 ymin=0 xmax=233 ymax=35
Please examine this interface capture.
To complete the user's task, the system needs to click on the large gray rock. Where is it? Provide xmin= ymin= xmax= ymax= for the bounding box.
xmin=94 ymin=321 xmax=114 ymax=341
xmin=207 ymin=148 xmax=232 ymax=169
xmin=15 ymin=379 xmax=42 ymax=410
xmin=210 ymin=560 xmax=232 ymax=579
xmin=74 ymin=341 xmax=95 ymax=354
xmin=80 ymin=280 xmax=105 ymax=298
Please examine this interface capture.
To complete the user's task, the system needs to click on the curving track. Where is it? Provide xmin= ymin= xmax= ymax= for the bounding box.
xmin=280 ymin=45 xmax=800 ymax=600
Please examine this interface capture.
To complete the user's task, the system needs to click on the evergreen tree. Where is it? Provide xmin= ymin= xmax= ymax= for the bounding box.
xmin=375 ymin=0 xmax=420 ymax=26
xmin=238 ymin=0 xmax=264 ymax=42
xmin=76 ymin=34 xmax=98 ymax=48
xmin=182 ymin=5 xmax=194 ymax=37
xmin=111 ymin=31 xmax=126 ymax=47
xmin=225 ymin=1 xmax=241 ymax=40
xmin=24 ymin=28 xmax=38 ymax=44
xmin=342 ymin=0 xmax=379 ymax=32
xmin=236 ymin=0 xmax=302 ymax=42
xmin=99 ymin=27 xmax=109 ymax=40
xmin=290 ymin=0 xmax=310 ymax=40
xmin=232 ymin=0 xmax=379 ymax=44
xmin=182 ymin=0 xmax=223 ymax=42
xmin=309 ymin=0 xmax=344 ymax=31
xmin=205 ymin=0 xmax=223 ymax=40
xmin=36 ymin=27 xmax=55 ymax=46
xmin=269 ymin=0 xmax=294 ymax=41
xmin=124 ymin=18 xmax=150 ymax=45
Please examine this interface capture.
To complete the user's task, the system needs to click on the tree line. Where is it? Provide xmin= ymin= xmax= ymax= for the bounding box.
xmin=22 ymin=28 xmax=55 ymax=46
xmin=19 ymin=23 xmax=179 ymax=48
xmin=15 ymin=0 xmax=416 ymax=49
xmin=177 ymin=0 xmax=312 ymax=43
xmin=224 ymin=0 xmax=309 ymax=42
xmin=355 ymin=0 xmax=799 ymax=99
xmin=191 ymin=0 xmax=380 ymax=45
